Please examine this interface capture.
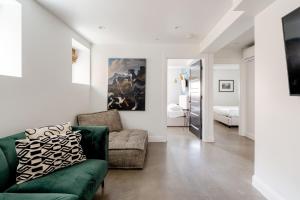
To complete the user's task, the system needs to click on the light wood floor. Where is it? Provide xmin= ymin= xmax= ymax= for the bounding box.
xmin=96 ymin=122 xmax=265 ymax=200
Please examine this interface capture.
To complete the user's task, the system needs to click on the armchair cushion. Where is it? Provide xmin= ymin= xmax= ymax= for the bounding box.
xmin=77 ymin=110 xmax=123 ymax=132
xmin=109 ymin=129 xmax=147 ymax=150
xmin=109 ymin=129 xmax=148 ymax=169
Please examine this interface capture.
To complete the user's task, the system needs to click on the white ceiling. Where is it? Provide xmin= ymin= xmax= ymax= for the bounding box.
xmin=36 ymin=0 xmax=233 ymax=44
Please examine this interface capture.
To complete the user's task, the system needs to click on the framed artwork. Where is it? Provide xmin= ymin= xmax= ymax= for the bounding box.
xmin=219 ymin=80 xmax=234 ymax=92
xmin=108 ymin=58 xmax=146 ymax=111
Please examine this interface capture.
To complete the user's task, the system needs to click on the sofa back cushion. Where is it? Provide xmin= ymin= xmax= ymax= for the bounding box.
xmin=0 ymin=149 xmax=9 ymax=191
xmin=77 ymin=110 xmax=123 ymax=132
xmin=0 ymin=132 xmax=26 ymax=190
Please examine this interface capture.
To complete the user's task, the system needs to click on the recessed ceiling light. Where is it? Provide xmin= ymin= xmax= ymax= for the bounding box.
xmin=98 ymin=26 xmax=105 ymax=30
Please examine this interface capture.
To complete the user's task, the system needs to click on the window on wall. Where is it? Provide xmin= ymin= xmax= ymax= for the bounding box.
xmin=0 ymin=0 xmax=22 ymax=77
xmin=72 ymin=39 xmax=90 ymax=85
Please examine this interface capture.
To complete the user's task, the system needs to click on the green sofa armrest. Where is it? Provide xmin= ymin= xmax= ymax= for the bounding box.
xmin=0 ymin=193 xmax=78 ymax=200
xmin=72 ymin=126 xmax=109 ymax=161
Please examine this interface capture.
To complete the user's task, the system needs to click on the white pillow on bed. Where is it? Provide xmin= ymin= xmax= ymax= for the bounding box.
xmin=168 ymin=104 xmax=183 ymax=112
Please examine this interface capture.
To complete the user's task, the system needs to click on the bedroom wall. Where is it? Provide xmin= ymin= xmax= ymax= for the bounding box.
xmin=213 ymin=65 xmax=240 ymax=106
xmin=253 ymin=0 xmax=300 ymax=199
xmin=91 ymin=44 xmax=200 ymax=141
xmin=167 ymin=66 xmax=189 ymax=104
xmin=167 ymin=68 xmax=184 ymax=105
xmin=0 ymin=0 xmax=91 ymax=136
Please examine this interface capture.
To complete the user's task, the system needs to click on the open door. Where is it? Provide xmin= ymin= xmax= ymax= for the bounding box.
xmin=189 ymin=60 xmax=202 ymax=139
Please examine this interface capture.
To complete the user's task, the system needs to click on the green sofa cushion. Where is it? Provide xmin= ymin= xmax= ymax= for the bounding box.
xmin=6 ymin=159 xmax=108 ymax=200
xmin=0 ymin=150 xmax=9 ymax=192
xmin=73 ymin=126 xmax=109 ymax=161
xmin=0 ymin=193 xmax=78 ymax=200
xmin=0 ymin=133 xmax=25 ymax=190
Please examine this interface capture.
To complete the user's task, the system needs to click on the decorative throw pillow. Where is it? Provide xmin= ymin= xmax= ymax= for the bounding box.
xmin=25 ymin=122 xmax=72 ymax=140
xmin=15 ymin=132 xmax=86 ymax=184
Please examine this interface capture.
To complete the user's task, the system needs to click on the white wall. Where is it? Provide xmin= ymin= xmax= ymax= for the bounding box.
xmin=214 ymin=47 xmax=243 ymax=64
xmin=91 ymin=44 xmax=200 ymax=141
xmin=167 ymin=68 xmax=183 ymax=105
xmin=167 ymin=67 xmax=189 ymax=105
xmin=202 ymin=54 xmax=215 ymax=142
xmin=0 ymin=0 xmax=91 ymax=136
xmin=213 ymin=65 xmax=240 ymax=106
xmin=242 ymin=46 xmax=255 ymax=139
xmin=253 ymin=0 xmax=300 ymax=199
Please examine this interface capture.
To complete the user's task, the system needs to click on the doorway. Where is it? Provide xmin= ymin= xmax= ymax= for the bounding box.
xmin=166 ymin=59 xmax=202 ymax=139
xmin=212 ymin=63 xmax=240 ymax=131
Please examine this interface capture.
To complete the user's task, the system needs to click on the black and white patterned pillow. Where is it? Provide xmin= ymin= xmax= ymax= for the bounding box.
xmin=25 ymin=122 xmax=72 ymax=140
xmin=15 ymin=132 xmax=86 ymax=184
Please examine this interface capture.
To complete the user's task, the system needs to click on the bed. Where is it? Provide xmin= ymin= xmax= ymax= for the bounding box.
xmin=213 ymin=106 xmax=239 ymax=127
xmin=167 ymin=104 xmax=188 ymax=127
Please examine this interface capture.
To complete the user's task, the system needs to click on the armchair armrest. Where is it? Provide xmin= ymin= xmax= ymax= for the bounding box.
xmin=72 ymin=126 xmax=109 ymax=161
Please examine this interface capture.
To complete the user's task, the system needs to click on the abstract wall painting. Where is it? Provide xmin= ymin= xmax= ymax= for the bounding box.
xmin=108 ymin=58 xmax=146 ymax=111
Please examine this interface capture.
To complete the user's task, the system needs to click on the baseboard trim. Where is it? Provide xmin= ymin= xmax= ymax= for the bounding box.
xmin=202 ymin=138 xmax=215 ymax=143
xmin=252 ymin=175 xmax=285 ymax=200
xmin=149 ymin=135 xmax=167 ymax=143
xmin=245 ymin=133 xmax=255 ymax=140
xmin=239 ymin=132 xmax=255 ymax=140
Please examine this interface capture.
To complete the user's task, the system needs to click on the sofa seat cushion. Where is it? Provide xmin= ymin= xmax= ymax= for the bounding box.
xmin=6 ymin=159 xmax=108 ymax=200
xmin=109 ymin=129 xmax=148 ymax=169
xmin=109 ymin=129 xmax=147 ymax=150
xmin=0 ymin=193 xmax=78 ymax=200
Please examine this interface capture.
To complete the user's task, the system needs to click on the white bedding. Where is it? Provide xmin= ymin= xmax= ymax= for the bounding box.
xmin=167 ymin=104 xmax=185 ymax=118
xmin=213 ymin=106 xmax=239 ymax=117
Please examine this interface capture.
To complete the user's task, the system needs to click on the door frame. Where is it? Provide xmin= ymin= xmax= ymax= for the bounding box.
xmin=164 ymin=58 xmax=202 ymax=138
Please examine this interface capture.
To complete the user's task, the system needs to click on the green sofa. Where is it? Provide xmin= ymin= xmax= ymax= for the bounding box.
xmin=0 ymin=126 xmax=109 ymax=200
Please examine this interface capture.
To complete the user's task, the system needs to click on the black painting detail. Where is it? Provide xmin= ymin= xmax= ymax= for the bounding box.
xmin=108 ymin=58 xmax=146 ymax=111
xmin=219 ymin=80 xmax=234 ymax=92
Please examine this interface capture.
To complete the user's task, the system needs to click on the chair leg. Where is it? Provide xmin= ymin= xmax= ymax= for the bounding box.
xmin=101 ymin=181 xmax=104 ymax=188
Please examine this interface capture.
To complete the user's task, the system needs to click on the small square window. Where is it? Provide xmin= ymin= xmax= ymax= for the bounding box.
xmin=72 ymin=39 xmax=90 ymax=85
xmin=0 ymin=0 xmax=22 ymax=77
